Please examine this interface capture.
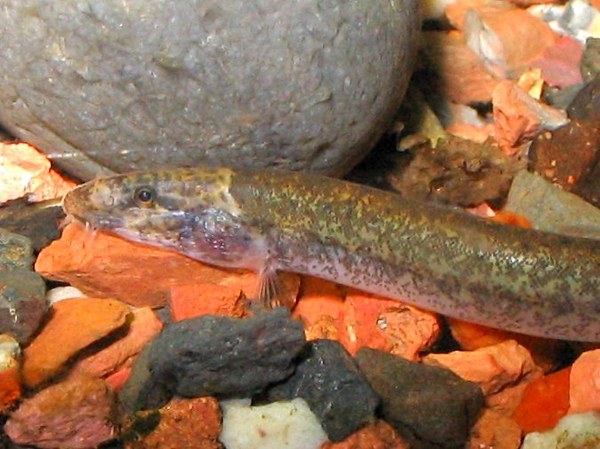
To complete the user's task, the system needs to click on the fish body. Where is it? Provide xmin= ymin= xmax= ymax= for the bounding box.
xmin=62 ymin=167 xmax=600 ymax=341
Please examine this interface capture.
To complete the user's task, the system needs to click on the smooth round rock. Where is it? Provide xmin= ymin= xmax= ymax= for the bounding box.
xmin=0 ymin=0 xmax=419 ymax=180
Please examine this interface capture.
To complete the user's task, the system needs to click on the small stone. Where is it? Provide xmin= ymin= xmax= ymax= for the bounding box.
xmin=46 ymin=286 xmax=86 ymax=305
xmin=0 ymin=229 xmax=34 ymax=271
xmin=320 ymin=420 xmax=410 ymax=449
xmin=266 ymin=339 xmax=379 ymax=442
xmin=492 ymin=80 xmax=568 ymax=152
xmin=121 ymin=308 xmax=306 ymax=411
xmin=521 ymin=412 xmax=600 ymax=449
xmin=0 ymin=269 xmax=47 ymax=345
xmin=505 ymin=170 xmax=600 ymax=239
xmin=0 ymin=335 xmax=21 ymax=413
xmin=4 ymin=375 xmax=118 ymax=449
xmin=567 ymin=74 xmax=600 ymax=121
xmin=123 ymin=397 xmax=222 ymax=449
xmin=447 ymin=316 xmax=568 ymax=374
xmin=219 ymin=398 xmax=328 ymax=449
xmin=422 ymin=31 xmax=499 ymax=104
xmin=569 ymin=349 xmax=600 ymax=414
xmin=530 ymin=35 xmax=584 ymax=88
xmin=387 ymin=136 xmax=523 ymax=207
xmin=118 ymin=345 xmax=172 ymax=413
xmin=581 ymin=37 xmax=600 ymax=82
xmin=355 ymin=348 xmax=484 ymax=449
xmin=512 ymin=367 xmax=571 ymax=433
xmin=169 ymin=283 xmax=246 ymax=320
xmin=530 ymin=75 xmax=600 ymax=207
xmin=0 ymin=142 xmax=75 ymax=204
xmin=468 ymin=409 xmax=521 ymax=449
xmin=423 ymin=340 xmax=542 ymax=413
xmin=341 ymin=292 xmax=440 ymax=361
xmin=0 ymin=198 xmax=64 ymax=252
xmin=292 ymin=277 xmax=345 ymax=341
xmin=71 ymin=306 xmax=163 ymax=379
xmin=22 ymin=297 xmax=130 ymax=388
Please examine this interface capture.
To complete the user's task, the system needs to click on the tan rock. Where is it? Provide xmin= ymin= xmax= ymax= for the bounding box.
xmin=492 ymin=80 xmax=568 ymax=153
xmin=341 ymin=291 xmax=440 ymax=360
xmin=170 ymin=283 xmax=247 ymax=320
xmin=446 ymin=2 xmax=557 ymax=76
xmin=124 ymin=396 xmax=222 ymax=449
xmin=422 ymin=31 xmax=500 ymax=104
xmin=36 ymin=222 xmax=254 ymax=307
xmin=22 ymin=297 xmax=130 ymax=388
xmin=569 ymin=349 xmax=600 ymax=414
xmin=70 ymin=306 xmax=163 ymax=378
xmin=0 ymin=142 xmax=75 ymax=204
xmin=292 ymin=276 xmax=345 ymax=341
xmin=468 ymin=408 xmax=522 ymax=449
xmin=445 ymin=0 xmax=516 ymax=30
xmin=424 ymin=339 xmax=542 ymax=413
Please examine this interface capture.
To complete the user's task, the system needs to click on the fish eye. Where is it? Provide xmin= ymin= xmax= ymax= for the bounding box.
xmin=134 ymin=186 xmax=155 ymax=206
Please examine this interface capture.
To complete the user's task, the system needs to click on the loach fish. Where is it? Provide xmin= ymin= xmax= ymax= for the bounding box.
xmin=62 ymin=167 xmax=600 ymax=341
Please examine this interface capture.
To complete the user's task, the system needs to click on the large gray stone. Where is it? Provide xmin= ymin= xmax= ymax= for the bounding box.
xmin=0 ymin=0 xmax=420 ymax=180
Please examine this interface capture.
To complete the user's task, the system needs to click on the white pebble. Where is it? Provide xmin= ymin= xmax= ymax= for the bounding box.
xmin=521 ymin=412 xmax=600 ymax=449
xmin=219 ymin=398 xmax=328 ymax=449
xmin=46 ymin=286 xmax=86 ymax=304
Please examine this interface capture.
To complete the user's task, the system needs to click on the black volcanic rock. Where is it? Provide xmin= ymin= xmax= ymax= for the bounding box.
xmin=265 ymin=339 xmax=379 ymax=442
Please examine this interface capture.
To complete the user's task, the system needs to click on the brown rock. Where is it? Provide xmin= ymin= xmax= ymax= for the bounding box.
xmin=124 ymin=396 xmax=222 ymax=449
xmin=529 ymin=118 xmax=600 ymax=205
xmin=22 ymin=297 xmax=130 ymax=388
xmin=71 ymin=306 xmax=163 ymax=379
xmin=4 ymin=375 xmax=118 ymax=449
xmin=320 ymin=420 xmax=409 ymax=449
xmin=468 ymin=408 xmax=522 ymax=449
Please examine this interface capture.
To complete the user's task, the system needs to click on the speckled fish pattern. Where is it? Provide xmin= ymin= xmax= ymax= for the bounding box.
xmin=62 ymin=167 xmax=600 ymax=341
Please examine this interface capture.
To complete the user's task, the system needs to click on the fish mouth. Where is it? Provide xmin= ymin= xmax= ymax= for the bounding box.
xmin=62 ymin=191 xmax=126 ymax=230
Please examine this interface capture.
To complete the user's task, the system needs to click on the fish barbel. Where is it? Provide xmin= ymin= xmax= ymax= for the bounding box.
xmin=62 ymin=167 xmax=600 ymax=341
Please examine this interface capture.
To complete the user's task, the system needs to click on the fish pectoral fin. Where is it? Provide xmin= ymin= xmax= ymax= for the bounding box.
xmin=255 ymin=265 xmax=288 ymax=309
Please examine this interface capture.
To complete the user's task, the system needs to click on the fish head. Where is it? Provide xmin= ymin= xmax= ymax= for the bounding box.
xmin=62 ymin=167 xmax=268 ymax=268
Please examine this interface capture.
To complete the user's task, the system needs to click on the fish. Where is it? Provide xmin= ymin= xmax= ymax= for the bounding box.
xmin=62 ymin=167 xmax=600 ymax=341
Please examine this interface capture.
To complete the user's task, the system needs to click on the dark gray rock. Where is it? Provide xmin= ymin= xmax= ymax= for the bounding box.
xmin=0 ymin=199 xmax=64 ymax=252
xmin=118 ymin=345 xmax=172 ymax=413
xmin=0 ymin=0 xmax=420 ymax=180
xmin=581 ymin=37 xmax=600 ymax=83
xmin=120 ymin=308 xmax=306 ymax=411
xmin=0 ymin=228 xmax=35 ymax=271
xmin=355 ymin=348 xmax=484 ymax=449
xmin=0 ymin=270 xmax=47 ymax=344
xmin=265 ymin=339 xmax=379 ymax=442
